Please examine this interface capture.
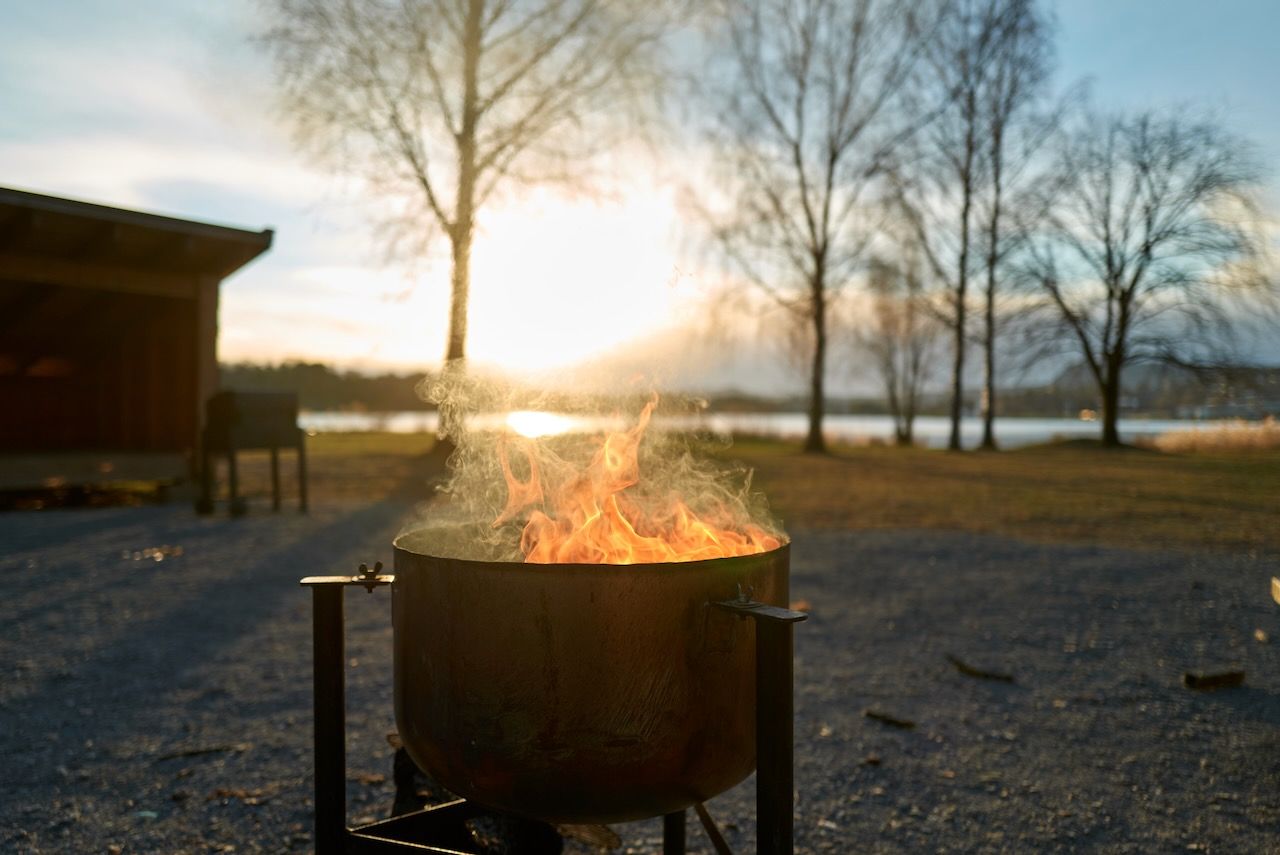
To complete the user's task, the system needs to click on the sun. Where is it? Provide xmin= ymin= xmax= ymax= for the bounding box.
xmin=220 ymin=178 xmax=692 ymax=376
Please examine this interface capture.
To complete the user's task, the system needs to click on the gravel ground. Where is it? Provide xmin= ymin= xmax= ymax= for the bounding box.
xmin=3 ymin=479 xmax=1279 ymax=853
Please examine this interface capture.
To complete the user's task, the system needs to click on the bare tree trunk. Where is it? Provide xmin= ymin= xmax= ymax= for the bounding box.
xmin=948 ymin=134 xmax=975 ymax=450
xmin=446 ymin=224 xmax=473 ymax=362
xmin=980 ymin=288 xmax=995 ymax=448
xmin=436 ymin=0 xmax=484 ymax=446
xmin=947 ymin=83 xmax=979 ymax=452
xmin=980 ymin=157 xmax=1001 ymax=450
xmin=948 ymin=293 xmax=966 ymax=450
xmin=886 ymin=379 xmax=905 ymax=444
xmin=1100 ymin=360 xmax=1122 ymax=447
xmin=889 ymin=378 xmax=908 ymax=445
xmin=805 ymin=279 xmax=828 ymax=454
xmin=444 ymin=0 xmax=484 ymax=367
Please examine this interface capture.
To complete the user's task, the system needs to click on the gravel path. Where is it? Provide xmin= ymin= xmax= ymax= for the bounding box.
xmin=3 ymin=489 xmax=1279 ymax=853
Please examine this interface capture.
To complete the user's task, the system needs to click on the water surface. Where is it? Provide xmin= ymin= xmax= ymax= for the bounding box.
xmin=299 ymin=410 xmax=1224 ymax=449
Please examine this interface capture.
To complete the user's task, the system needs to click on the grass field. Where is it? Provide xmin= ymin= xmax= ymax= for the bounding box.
xmin=722 ymin=438 xmax=1280 ymax=556
xmin=303 ymin=431 xmax=1279 ymax=555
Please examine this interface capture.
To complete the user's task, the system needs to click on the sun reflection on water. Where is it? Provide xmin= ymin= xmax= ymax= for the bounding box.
xmin=504 ymin=410 xmax=578 ymax=438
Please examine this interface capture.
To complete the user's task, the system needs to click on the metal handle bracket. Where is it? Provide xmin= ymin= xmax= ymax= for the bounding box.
xmin=302 ymin=562 xmax=394 ymax=593
xmin=712 ymin=599 xmax=808 ymax=623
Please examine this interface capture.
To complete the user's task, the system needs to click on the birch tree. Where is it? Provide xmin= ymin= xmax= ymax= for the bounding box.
xmin=973 ymin=0 xmax=1054 ymax=449
xmin=890 ymin=0 xmax=1002 ymax=450
xmin=701 ymin=0 xmax=932 ymax=453
xmin=263 ymin=0 xmax=673 ymax=372
xmin=861 ymin=254 xmax=940 ymax=445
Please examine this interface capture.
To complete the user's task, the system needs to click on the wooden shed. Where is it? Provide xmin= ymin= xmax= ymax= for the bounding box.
xmin=0 ymin=186 xmax=272 ymax=489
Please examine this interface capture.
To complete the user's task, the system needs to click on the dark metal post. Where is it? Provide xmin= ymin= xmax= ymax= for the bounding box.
xmin=270 ymin=446 xmax=281 ymax=511
xmin=712 ymin=598 xmax=805 ymax=855
xmin=756 ymin=618 xmax=795 ymax=855
xmin=663 ymin=810 xmax=686 ymax=855
xmin=195 ymin=431 xmax=214 ymax=514
xmin=297 ymin=429 xmax=309 ymax=513
xmin=227 ymin=442 xmax=246 ymax=517
xmin=312 ymin=585 xmax=346 ymax=855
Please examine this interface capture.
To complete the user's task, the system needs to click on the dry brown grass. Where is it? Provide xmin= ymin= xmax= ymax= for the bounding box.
xmin=227 ymin=432 xmax=440 ymax=503
xmin=230 ymin=431 xmax=1278 ymax=555
xmin=1152 ymin=417 xmax=1280 ymax=453
xmin=719 ymin=438 xmax=1280 ymax=556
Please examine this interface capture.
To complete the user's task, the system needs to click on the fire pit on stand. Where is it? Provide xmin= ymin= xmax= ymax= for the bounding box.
xmin=301 ymin=531 xmax=805 ymax=854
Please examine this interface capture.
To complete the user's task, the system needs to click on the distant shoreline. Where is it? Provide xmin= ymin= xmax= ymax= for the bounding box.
xmin=297 ymin=410 xmax=1241 ymax=450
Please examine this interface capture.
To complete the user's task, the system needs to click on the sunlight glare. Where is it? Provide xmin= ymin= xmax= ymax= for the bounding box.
xmin=505 ymin=410 xmax=577 ymax=438
xmin=466 ymin=182 xmax=683 ymax=374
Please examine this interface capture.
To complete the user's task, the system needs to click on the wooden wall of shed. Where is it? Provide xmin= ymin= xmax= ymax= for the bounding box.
xmin=0 ymin=281 xmax=199 ymax=454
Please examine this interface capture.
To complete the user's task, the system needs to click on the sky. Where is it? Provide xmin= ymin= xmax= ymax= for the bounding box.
xmin=2 ymin=0 xmax=1278 ymax=394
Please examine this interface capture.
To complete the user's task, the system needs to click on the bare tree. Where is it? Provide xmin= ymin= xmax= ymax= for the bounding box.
xmin=262 ymin=0 xmax=672 ymax=371
xmin=861 ymin=254 xmax=940 ymax=445
xmin=891 ymin=0 xmax=1010 ymax=451
xmin=699 ymin=0 xmax=932 ymax=454
xmin=973 ymin=0 xmax=1054 ymax=449
xmin=1021 ymin=110 xmax=1273 ymax=446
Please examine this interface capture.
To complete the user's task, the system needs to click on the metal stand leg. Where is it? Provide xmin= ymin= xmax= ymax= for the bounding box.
xmin=271 ymin=446 xmax=281 ymax=511
xmin=297 ymin=431 xmax=309 ymax=514
xmin=228 ymin=445 xmax=247 ymax=517
xmin=312 ymin=584 xmax=347 ymax=855
xmin=663 ymin=811 xmax=686 ymax=855
xmin=756 ymin=618 xmax=795 ymax=855
xmin=713 ymin=598 xmax=806 ymax=855
xmin=303 ymin=566 xmax=393 ymax=855
xmin=195 ymin=434 xmax=214 ymax=514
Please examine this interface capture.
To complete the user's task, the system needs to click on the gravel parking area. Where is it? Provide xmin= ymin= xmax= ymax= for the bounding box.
xmin=3 ymin=485 xmax=1279 ymax=852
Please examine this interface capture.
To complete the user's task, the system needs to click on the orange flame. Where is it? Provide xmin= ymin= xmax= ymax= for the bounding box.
xmin=493 ymin=398 xmax=781 ymax=564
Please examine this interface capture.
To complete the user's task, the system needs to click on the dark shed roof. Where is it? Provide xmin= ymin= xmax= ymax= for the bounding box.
xmin=0 ymin=186 xmax=273 ymax=284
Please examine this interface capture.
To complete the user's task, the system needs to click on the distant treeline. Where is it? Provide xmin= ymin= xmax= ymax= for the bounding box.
xmin=219 ymin=360 xmax=1279 ymax=419
xmin=219 ymin=362 xmax=436 ymax=411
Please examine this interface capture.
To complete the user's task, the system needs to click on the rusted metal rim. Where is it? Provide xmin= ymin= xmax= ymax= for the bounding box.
xmin=392 ymin=527 xmax=790 ymax=574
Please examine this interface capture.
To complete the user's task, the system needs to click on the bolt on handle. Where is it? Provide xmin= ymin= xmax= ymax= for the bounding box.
xmin=357 ymin=561 xmax=385 ymax=593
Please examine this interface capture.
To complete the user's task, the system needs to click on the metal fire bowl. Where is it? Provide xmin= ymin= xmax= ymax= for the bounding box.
xmin=391 ymin=529 xmax=790 ymax=825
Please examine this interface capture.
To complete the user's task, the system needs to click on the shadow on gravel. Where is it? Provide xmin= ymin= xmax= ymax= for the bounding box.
xmin=0 ymin=506 xmax=157 ymax=553
xmin=0 ymin=450 xmax=449 ymax=764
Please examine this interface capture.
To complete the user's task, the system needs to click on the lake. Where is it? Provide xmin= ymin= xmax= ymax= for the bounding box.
xmin=298 ymin=410 xmax=1226 ymax=449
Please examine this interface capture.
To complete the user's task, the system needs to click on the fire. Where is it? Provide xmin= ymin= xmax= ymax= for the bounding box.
xmin=493 ymin=398 xmax=781 ymax=564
